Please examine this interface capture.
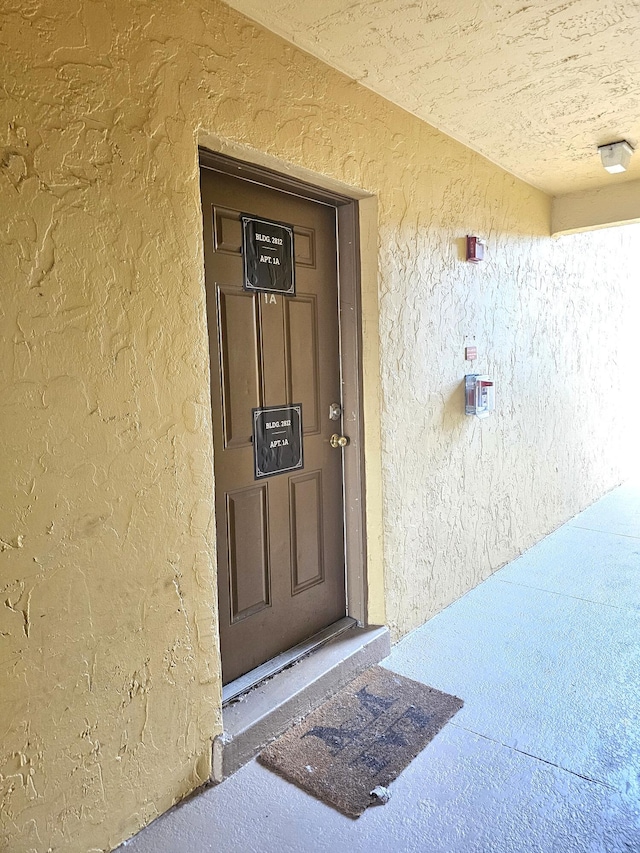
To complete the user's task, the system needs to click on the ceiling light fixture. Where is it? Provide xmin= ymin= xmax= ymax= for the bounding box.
xmin=598 ymin=140 xmax=634 ymax=174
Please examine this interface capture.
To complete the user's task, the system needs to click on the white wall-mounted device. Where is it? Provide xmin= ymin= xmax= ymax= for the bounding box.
xmin=465 ymin=374 xmax=495 ymax=418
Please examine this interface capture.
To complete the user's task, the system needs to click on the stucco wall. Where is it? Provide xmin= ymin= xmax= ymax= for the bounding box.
xmin=1 ymin=1 xmax=638 ymax=850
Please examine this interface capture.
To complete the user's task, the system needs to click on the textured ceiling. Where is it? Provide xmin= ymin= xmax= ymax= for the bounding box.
xmin=222 ymin=0 xmax=640 ymax=196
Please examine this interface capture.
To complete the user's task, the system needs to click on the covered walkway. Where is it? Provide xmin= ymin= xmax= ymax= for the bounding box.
xmin=121 ymin=482 xmax=640 ymax=853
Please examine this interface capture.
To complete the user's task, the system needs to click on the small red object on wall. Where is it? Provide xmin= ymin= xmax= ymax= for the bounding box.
xmin=465 ymin=346 xmax=477 ymax=361
xmin=466 ymin=236 xmax=485 ymax=263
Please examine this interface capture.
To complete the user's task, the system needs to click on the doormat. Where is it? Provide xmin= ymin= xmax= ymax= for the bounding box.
xmin=258 ymin=665 xmax=463 ymax=818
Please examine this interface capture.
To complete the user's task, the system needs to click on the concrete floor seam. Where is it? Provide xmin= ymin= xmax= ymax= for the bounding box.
xmin=568 ymin=524 xmax=640 ymax=542
xmin=449 ymin=723 xmax=618 ymax=791
xmin=494 ymin=578 xmax=637 ymax=613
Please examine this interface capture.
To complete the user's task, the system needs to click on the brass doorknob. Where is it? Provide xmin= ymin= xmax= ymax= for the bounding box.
xmin=330 ymin=434 xmax=350 ymax=448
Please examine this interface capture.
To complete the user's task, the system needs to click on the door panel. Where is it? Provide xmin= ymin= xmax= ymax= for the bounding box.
xmin=201 ymin=167 xmax=346 ymax=684
xmin=293 ymin=226 xmax=315 ymax=267
xmin=216 ymin=285 xmax=261 ymax=448
xmin=214 ymin=208 xmax=243 ymax=254
xmin=290 ymin=470 xmax=324 ymax=594
xmin=284 ymin=296 xmax=320 ymax=434
xmin=226 ymin=485 xmax=271 ymax=623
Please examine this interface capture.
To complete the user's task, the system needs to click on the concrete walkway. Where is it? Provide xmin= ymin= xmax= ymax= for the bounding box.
xmin=120 ymin=482 xmax=640 ymax=853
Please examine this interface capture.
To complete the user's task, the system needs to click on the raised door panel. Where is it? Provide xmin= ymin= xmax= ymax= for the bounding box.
xmin=285 ymin=295 xmax=320 ymax=435
xmin=216 ymin=284 xmax=261 ymax=448
xmin=293 ymin=226 xmax=316 ymax=267
xmin=226 ymin=485 xmax=271 ymax=622
xmin=214 ymin=207 xmax=243 ymax=254
xmin=290 ymin=470 xmax=324 ymax=595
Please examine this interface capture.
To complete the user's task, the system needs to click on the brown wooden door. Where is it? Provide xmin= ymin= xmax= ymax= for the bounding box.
xmin=200 ymin=167 xmax=347 ymax=685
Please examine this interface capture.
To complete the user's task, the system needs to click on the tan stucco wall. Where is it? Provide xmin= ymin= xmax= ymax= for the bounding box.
xmin=224 ymin=0 xmax=640 ymax=196
xmin=552 ymin=179 xmax=640 ymax=235
xmin=1 ymin=1 xmax=639 ymax=850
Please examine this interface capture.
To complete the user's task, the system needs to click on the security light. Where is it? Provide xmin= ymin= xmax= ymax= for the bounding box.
xmin=598 ymin=140 xmax=634 ymax=174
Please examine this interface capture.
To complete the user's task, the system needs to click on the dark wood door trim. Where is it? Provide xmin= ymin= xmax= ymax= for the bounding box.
xmin=199 ymin=150 xmax=354 ymax=207
xmin=199 ymin=147 xmax=368 ymax=627
xmin=335 ymin=201 xmax=367 ymax=625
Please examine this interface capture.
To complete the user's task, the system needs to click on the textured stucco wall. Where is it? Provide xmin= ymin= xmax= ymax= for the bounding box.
xmin=552 ymin=178 xmax=640 ymax=234
xmin=223 ymin=0 xmax=640 ymax=195
xmin=1 ymin=1 xmax=639 ymax=851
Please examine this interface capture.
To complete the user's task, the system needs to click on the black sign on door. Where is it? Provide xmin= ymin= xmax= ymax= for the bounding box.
xmin=253 ymin=404 xmax=303 ymax=479
xmin=242 ymin=215 xmax=295 ymax=296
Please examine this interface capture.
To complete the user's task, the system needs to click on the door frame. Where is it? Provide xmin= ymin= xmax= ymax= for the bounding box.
xmin=199 ymin=147 xmax=369 ymax=628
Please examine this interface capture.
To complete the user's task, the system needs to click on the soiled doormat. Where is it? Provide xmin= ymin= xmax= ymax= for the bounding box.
xmin=258 ymin=665 xmax=463 ymax=818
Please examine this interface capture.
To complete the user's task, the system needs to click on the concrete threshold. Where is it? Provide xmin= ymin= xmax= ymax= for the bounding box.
xmin=212 ymin=624 xmax=390 ymax=781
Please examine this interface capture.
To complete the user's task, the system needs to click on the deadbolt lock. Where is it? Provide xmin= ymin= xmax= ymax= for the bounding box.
xmin=330 ymin=433 xmax=350 ymax=448
xmin=329 ymin=402 xmax=342 ymax=421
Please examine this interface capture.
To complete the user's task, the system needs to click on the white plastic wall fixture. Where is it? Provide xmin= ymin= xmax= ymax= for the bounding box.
xmin=465 ymin=374 xmax=495 ymax=418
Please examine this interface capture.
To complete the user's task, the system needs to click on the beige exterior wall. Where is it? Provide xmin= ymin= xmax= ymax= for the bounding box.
xmin=1 ymin=1 xmax=638 ymax=850
xmin=552 ymin=179 xmax=640 ymax=235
